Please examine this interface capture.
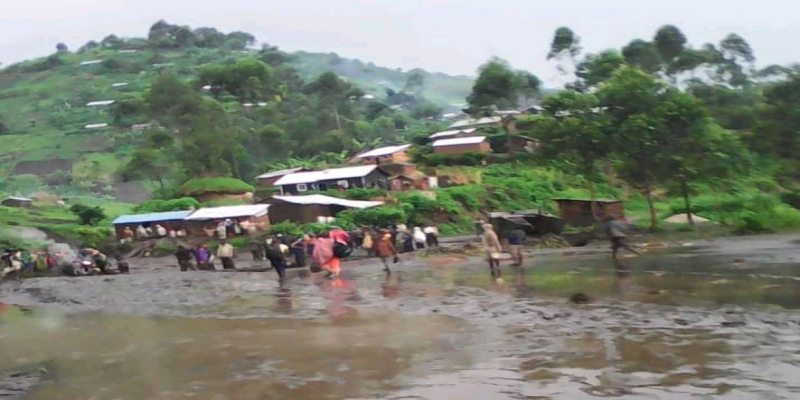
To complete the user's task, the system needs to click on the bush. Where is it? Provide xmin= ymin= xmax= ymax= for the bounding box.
xmin=133 ymin=197 xmax=199 ymax=213
xmin=323 ymin=188 xmax=387 ymax=200
xmin=178 ymin=177 xmax=254 ymax=196
xmin=69 ymin=204 xmax=106 ymax=226
xmin=336 ymin=206 xmax=407 ymax=228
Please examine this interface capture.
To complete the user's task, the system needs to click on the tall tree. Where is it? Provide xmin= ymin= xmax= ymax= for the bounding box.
xmin=535 ymin=90 xmax=611 ymax=219
xmin=621 ymin=40 xmax=663 ymax=74
xmin=547 ymin=27 xmax=581 ymax=76
xmin=403 ymin=69 xmax=426 ymax=95
xmin=467 ymin=57 xmax=531 ymax=110
xmin=574 ymin=50 xmax=626 ymax=89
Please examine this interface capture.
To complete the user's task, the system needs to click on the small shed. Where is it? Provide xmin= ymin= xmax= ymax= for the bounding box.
xmin=255 ymin=167 xmax=311 ymax=187
xmin=184 ymin=204 xmax=271 ymax=234
xmin=1 ymin=196 xmax=33 ymax=208
xmin=111 ymin=210 xmax=193 ymax=239
xmin=553 ymin=198 xmax=625 ymax=227
xmin=265 ymin=194 xmax=384 ymax=225
xmin=432 ymin=136 xmax=491 ymax=154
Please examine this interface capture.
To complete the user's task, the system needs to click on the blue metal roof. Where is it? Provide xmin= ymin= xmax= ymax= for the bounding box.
xmin=112 ymin=210 xmax=193 ymax=225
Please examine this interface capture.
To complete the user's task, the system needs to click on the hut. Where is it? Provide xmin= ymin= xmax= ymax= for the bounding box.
xmin=184 ymin=204 xmax=271 ymax=235
xmin=178 ymin=177 xmax=255 ymax=203
xmin=0 ymin=196 xmax=33 ymax=208
xmin=264 ymin=194 xmax=383 ymax=225
xmin=552 ymin=198 xmax=625 ymax=227
xmin=111 ymin=210 xmax=193 ymax=240
xmin=388 ymin=170 xmax=429 ymax=191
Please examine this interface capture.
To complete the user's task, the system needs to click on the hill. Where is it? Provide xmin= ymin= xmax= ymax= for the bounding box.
xmin=0 ymin=21 xmax=468 ymax=201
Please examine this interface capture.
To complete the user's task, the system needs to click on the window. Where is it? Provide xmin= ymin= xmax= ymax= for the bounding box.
xmin=297 ymin=183 xmax=308 ymax=192
xmin=337 ymin=180 xmax=349 ymax=189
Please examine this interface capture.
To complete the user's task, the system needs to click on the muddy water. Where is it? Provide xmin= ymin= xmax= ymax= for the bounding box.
xmin=3 ymin=236 xmax=800 ymax=399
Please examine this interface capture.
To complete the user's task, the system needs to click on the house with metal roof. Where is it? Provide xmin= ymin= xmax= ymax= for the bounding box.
xmin=264 ymin=194 xmax=384 ymax=224
xmin=432 ymin=136 xmax=491 ymax=154
xmin=428 ymin=128 xmax=478 ymax=140
xmin=0 ymin=196 xmax=33 ymax=208
xmin=255 ymin=167 xmax=311 ymax=187
xmin=352 ymin=144 xmax=411 ymax=165
xmin=273 ymin=165 xmax=389 ymax=195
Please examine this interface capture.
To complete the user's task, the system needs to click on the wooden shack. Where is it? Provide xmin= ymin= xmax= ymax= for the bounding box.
xmin=0 ymin=196 xmax=33 ymax=208
xmin=553 ymin=198 xmax=625 ymax=227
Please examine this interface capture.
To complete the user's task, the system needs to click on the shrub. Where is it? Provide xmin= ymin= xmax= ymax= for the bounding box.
xmin=178 ymin=177 xmax=254 ymax=196
xmin=69 ymin=204 xmax=106 ymax=226
xmin=336 ymin=206 xmax=407 ymax=227
xmin=422 ymin=151 xmax=488 ymax=167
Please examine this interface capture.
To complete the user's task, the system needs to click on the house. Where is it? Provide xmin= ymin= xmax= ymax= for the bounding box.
xmin=264 ymin=194 xmax=383 ymax=225
xmin=432 ymin=136 xmax=491 ymax=154
xmin=388 ymin=170 xmax=429 ymax=191
xmin=273 ymin=165 xmax=390 ymax=195
xmin=553 ymin=198 xmax=625 ymax=227
xmin=111 ymin=210 xmax=193 ymax=239
xmin=255 ymin=167 xmax=311 ymax=187
xmin=184 ymin=204 xmax=271 ymax=234
xmin=352 ymin=144 xmax=411 ymax=165
xmin=1 ymin=196 xmax=33 ymax=208
xmin=428 ymin=128 xmax=478 ymax=141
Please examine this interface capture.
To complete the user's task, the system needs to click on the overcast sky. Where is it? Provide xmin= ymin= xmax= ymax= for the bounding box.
xmin=1 ymin=0 xmax=797 ymax=84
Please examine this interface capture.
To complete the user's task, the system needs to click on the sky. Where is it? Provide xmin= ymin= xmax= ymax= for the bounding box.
xmin=1 ymin=0 xmax=797 ymax=84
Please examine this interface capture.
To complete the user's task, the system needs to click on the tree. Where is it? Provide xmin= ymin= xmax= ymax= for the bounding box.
xmin=653 ymin=25 xmax=687 ymax=64
xmin=467 ymin=57 xmax=522 ymax=110
xmin=535 ymin=90 xmax=611 ymax=219
xmin=597 ymin=66 xmax=672 ymax=230
xmin=198 ymin=58 xmax=284 ymax=102
xmin=56 ymin=43 xmax=69 ymax=53
xmin=70 ymin=205 xmax=106 ymax=226
xmin=621 ymin=40 xmax=663 ymax=74
xmin=547 ymin=27 xmax=581 ymax=76
xmin=145 ymin=73 xmax=203 ymax=127
xmin=304 ymin=72 xmax=363 ymax=131
xmin=404 ymin=69 xmax=426 ymax=95
xmin=574 ymin=50 xmax=626 ymax=89
xmin=751 ymin=70 xmax=800 ymax=179
xmin=515 ymin=71 xmax=541 ymax=103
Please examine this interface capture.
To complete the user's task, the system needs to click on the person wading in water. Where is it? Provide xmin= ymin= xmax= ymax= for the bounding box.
xmin=603 ymin=215 xmax=640 ymax=262
xmin=175 ymin=245 xmax=196 ymax=272
xmin=375 ymin=229 xmax=397 ymax=273
xmin=481 ymin=223 xmax=502 ymax=279
xmin=265 ymin=236 xmax=287 ymax=285
xmin=216 ymin=240 xmax=236 ymax=270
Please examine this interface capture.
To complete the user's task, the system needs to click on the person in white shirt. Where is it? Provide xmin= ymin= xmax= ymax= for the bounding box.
xmin=216 ymin=240 xmax=236 ymax=270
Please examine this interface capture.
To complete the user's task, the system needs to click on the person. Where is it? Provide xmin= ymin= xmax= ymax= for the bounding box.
xmin=350 ymin=228 xmax=364 ymax=250
xmin=412 ymin=227 xmax=427 ymax=251
xmin=115 ymin=254 xmax=130 ymax=274
xmin=216 ymin=221 xmax=227 ymax=240
xmin=194 ymin=244 xmax=211 ymax=271
xmin=216 ymin=240 xmax=236 ymax=270
xmin=424 ymin=224 xmax=439 ymax=248
xmin=312 ymin=229 xmax=350 ymax=279
xmin=290 ymin=235 xmax=306 ymax=267
xmin=361 ymin=230 xmax=374 ymax=256
xmin=86 ymin=248 xmax=111 ymax=274
xmin=249 ymin=239 xmax=265 ymax=261
xmin=508 ymin=227 xmax=526 ymax=267
xmin=400 ymin=230 xmax=414 ymax=253
xmin=175 ymin=245 xmax=196 ymax=272
xmin=1 ymin=249 xmax=22 ymax=280
xmin=481 ymin=223 xmax=502 ymax=279
xmin=375 ymin=229 xmax=397 ymax=273
xmin=265 ymin=237 xmax=288 ymax=284
xmin=155 ymin=224 xmax=167 ymax=238
xmin=122 ymin=227 xmax=134 ymax=243
xmin=136 ymin=225 xmax=148 ymax=239
xmin=604 ymin=215 xmax=640 ymax=261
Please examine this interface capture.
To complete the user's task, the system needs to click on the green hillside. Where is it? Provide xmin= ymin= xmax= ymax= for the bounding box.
xmin=0 ymin=21 xmax=466 ymax=201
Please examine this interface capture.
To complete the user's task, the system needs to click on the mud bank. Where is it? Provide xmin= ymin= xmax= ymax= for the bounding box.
xmin=2 ymin=234 xmax=800 ymax=399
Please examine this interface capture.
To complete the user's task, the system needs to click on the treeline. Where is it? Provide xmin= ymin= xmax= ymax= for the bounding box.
xmin=461 ymin=25 xmax=800 ymax=229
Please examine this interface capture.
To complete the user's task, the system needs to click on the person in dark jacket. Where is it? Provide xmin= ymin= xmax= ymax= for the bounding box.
xmin=508 ymin=228 xmax=526 ymax=266
xmin=265 ymin=237 xmax=287 ymax=285
xmin=175 ymin=245 xmax=196 ymax=271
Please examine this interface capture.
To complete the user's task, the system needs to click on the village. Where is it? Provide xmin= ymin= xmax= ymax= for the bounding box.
xmin=108 ymin=108 xmax=625 ymax=248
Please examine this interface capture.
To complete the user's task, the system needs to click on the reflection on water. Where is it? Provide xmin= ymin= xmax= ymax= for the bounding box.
xmin=4 ymin=312 xmax=472 ymax=400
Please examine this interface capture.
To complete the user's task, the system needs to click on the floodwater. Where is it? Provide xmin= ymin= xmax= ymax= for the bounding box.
xmin=2 ymin=235 xmax=800 ymax=399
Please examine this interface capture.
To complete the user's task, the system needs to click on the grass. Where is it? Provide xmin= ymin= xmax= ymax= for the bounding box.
xmin=178 ymin=177 xmax=254 ymax=196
